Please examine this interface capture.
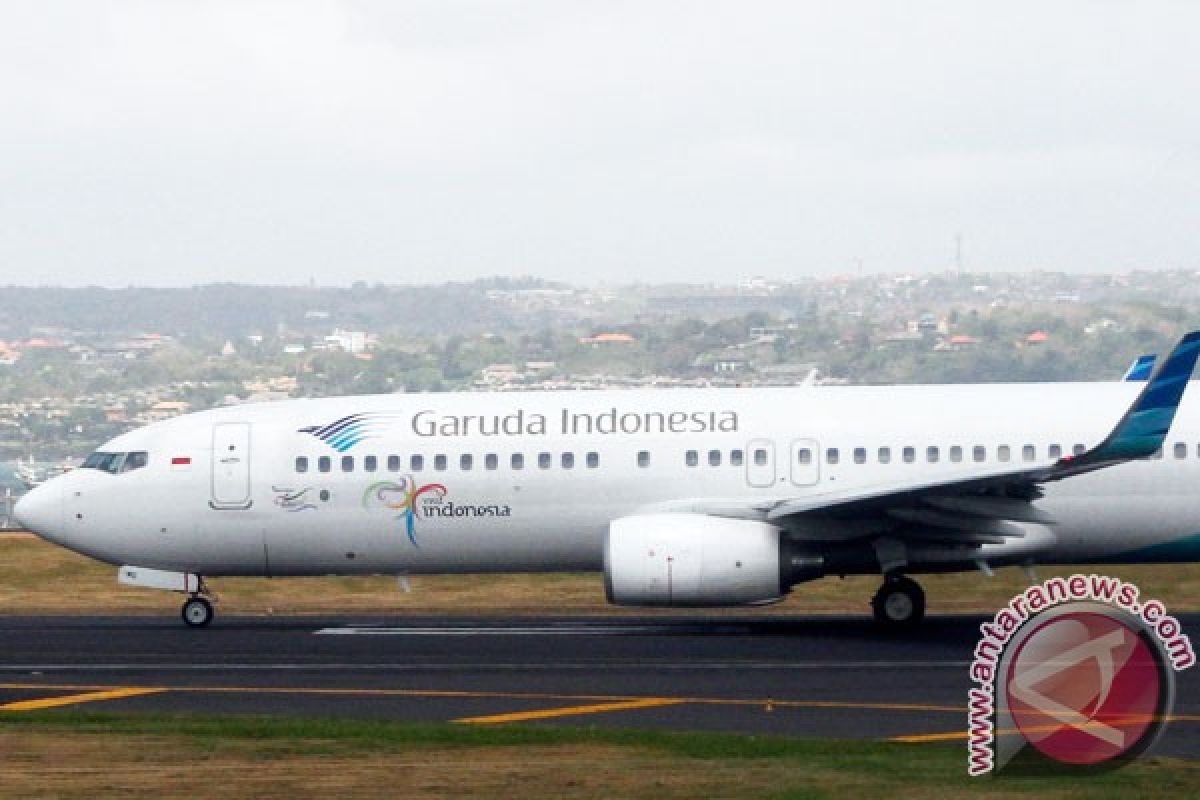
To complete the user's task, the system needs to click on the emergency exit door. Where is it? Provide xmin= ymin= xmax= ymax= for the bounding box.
xmin=789 ymin=438 xmax=821 ymax=486
xmin=745 ymin=438 xmax=776 ymax=488
xmin=211 ymin=422 xmax=252 ymax=509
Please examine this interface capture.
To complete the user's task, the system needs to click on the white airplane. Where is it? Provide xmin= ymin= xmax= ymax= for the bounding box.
xmin=14 ymin=332 xmax=1200 ymax=629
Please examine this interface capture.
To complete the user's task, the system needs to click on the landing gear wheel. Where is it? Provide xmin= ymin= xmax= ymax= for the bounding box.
xmin=182 ymin=596 xmax=214 ymax=628
xmin=872 ymin=575 xmax=925 ymax=629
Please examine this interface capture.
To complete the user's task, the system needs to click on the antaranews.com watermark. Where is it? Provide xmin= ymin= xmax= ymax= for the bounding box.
xmin=968 ymin=574 xmax=1195 ymax=775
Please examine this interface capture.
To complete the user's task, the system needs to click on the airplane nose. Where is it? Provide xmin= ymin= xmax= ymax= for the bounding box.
xmin=14 ymin=481 xmax=65 ymax=544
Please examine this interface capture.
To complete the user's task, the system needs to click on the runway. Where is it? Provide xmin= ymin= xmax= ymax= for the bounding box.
xmin=1 ymin=613 xmax=1197 ymax=757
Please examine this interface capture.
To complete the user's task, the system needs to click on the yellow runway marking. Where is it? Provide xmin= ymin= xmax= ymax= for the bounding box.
xmin=0 ymin=687 xmax=165 ymax=712
xmin=0 ymin=682 xmax=960 ymax=714
xmin=891 ymin=714 xmax=1200 ymax=743
xmin=456 ymin=697 xmax=685 ymax=725
xmin=2 ymin=681 xmax=1197 ymax=736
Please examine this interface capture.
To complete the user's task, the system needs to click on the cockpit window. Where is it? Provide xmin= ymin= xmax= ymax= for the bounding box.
xmin=122 ymin=451 xmax=148 ymax=472
xmin=81 ymin=451 xmax=148 ymax=474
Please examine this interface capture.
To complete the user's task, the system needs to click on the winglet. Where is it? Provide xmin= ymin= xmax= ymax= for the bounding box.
xmin=1122 ymin=354 xmax=1156 ymax=381
xmin=1052 ymin=331 xmax=1200 ymax=477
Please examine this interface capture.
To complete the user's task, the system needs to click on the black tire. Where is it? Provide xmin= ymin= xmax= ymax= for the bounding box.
xmin=182 ymin=596 xmax=214 ymax=628
xmin=871 ymin=575 xmax=925 ymax=628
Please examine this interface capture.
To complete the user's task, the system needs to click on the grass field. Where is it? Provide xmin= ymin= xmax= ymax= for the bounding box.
xmin=0 ymin=712 xmax=1196 ymax=799
xmin=2 ymin=533 xmax=1199 ymax=616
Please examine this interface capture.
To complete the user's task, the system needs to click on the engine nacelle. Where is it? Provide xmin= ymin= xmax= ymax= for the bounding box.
xmin=604 ymin=513 xmax=822 ymax=606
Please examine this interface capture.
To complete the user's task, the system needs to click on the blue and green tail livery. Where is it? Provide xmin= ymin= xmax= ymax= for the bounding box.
xmin=1067 ymin=331 xmax=1200 ymax=468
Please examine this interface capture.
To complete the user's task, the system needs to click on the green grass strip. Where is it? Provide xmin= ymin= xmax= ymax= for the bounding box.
xmin=1 ymin=709 xmax=1196 ymax=799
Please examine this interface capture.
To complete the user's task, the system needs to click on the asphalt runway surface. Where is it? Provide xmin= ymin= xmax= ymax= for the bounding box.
xmin=1 ymin=613 xmax=1197 ymax=758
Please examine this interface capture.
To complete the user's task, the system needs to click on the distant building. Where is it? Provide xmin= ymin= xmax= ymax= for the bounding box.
xmin=579 ymin=332 xmax=635 ymax=345
xmin=145 ymin=401 xmax=190 ymax=421
xmin=1026 ymin=331 xmax=1050 ymax=345
xmin=936 ymin=335 xmax=979 ymax=352
xmin=480 ymin=364 xmax=521 ymax=384
xmin=0 ymin=342 xmax=19 ymax=365
xmin=325 ymin=329 xmax=370 ymax=354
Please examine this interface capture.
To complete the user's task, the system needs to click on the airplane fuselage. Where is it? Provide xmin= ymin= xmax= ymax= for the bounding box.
xmin=19 ymin=383 xmax=1200 ymax=579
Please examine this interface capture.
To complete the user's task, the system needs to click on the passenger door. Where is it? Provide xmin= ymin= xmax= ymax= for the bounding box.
xmin=211 ymin=422 xmax=252 ymax=509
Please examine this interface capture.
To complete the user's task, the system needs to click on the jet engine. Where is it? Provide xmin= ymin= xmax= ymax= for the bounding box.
xmin=603 ymin=513 xmax=824 ymax=606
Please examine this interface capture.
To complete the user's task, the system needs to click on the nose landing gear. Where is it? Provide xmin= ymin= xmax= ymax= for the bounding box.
xmin=118 ymin=566 xmax=219 ymax=628
xmin=182 ymin=595 xmax=214 ymax=627
xmin=872 ymin=574 xmax=925 ymax=628
xmin=181 ymin=578 xmax=217 ymax=628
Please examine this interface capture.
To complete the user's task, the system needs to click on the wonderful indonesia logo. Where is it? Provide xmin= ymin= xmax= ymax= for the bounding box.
xmin=968 ymin=574 xmax=1195 ymax=775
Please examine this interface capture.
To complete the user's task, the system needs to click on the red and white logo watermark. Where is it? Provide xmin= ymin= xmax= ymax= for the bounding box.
xmin=968 ymin=574 xmax=1194 ymax=775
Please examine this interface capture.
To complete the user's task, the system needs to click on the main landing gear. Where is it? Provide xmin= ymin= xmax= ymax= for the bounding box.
xmin=181 ymin=578 xmax=217 ymax=628
xmin=871 ymin=574 xmax=925 ymax=629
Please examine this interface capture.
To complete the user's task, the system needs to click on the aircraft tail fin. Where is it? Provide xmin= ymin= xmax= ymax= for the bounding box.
xmin=1122 ymin=354 xmax=1157 ymax=381
xmin=1050 ymin=331 xmax=1200 ymax=478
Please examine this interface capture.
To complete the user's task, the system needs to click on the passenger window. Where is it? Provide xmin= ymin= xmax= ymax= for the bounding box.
xmin=926 ymin=446 xmax=939 ymax=463
xmin=1175 ymin=442 xmax=1188 ymax=460
xmin=538 ymin=452 xmax=552 ymax=469
xmin=411 ymin=455 xmax=424 ymax=472
xmin=949 ymin=446 xmax=962 ymax=463
xmin=902 ymin=447 xmax=915 ymax=463
xmin=1073 ymin=444 xmax=1086 ymax=456
xmin=826 ymin=448 xmax=839 ymax=465
xmin=364 ymin=455 xmax=377 ymax=473
xmin=434 ymin=454 xmax=447 ymax=471
xmin=998 ymin=445 xmax=1011 ymax=462
xmin=295 ymin=456 xmax=308 ymax=473
xmin=512 ymin=453 xmax=525 ymax=470
xmin=460 ymin=454 xmax=473 ymax=471
xmin=638 ymin=450 xmax=651 ymax=468
xmin=1048 ymin=444 xmax=1062 ymax=460
xmin=730 ymin=449 xmax=744 ymax=466
xmin=1022 ymin=445 xmax=1036 ymax=462
xmin=341 ymin=456 xmax=354 ymax=472
xmin=797 ymin=448 xmax=812 ymax=465
xmin=587 ymin=451 xmax=599 ymax=468
xmin=562 ymin=452 xmax=575 ymax=469
xmin=853 ymin=447 xmax=866 ymax=464
xmin=686 ymin=450 xmax=699 ymax=467
xmin=318 ymin=456 xmax=331 ymax=473
xmin=754 ymin=449 xmax=767 ymax=466
xmin=973 ymin=446 xmax=986 ymax=463
xmin=708 ymin=449 xmax=721 ymax=467
xmin=485 ymin=453 xmax=498 ymax=470
xmin=387 ymin=455 xmax=401 ymax=472
xmin=878 ymin=447 xmax=891 ymax=464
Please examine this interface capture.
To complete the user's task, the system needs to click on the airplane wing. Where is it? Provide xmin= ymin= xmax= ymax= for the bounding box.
xmin=680 ymin=331 xmax=1200 ymax=547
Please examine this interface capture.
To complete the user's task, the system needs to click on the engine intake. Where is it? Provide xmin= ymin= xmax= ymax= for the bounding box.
xmin=604 ymin=513 xmax=824 ymax=607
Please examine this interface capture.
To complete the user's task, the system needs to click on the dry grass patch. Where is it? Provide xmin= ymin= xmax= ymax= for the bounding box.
xmin=0 ymin=732 xmax=784 ymax=800
xmin=3 ymin=533 xmax=1199 ymax=616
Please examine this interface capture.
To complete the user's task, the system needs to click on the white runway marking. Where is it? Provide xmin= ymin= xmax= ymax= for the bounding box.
xmin=315 ymin=625 xmax=671 ymax=636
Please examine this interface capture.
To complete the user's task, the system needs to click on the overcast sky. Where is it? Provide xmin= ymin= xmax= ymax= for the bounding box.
xmin=2 ymin=1 xmax=1198 ymax=287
